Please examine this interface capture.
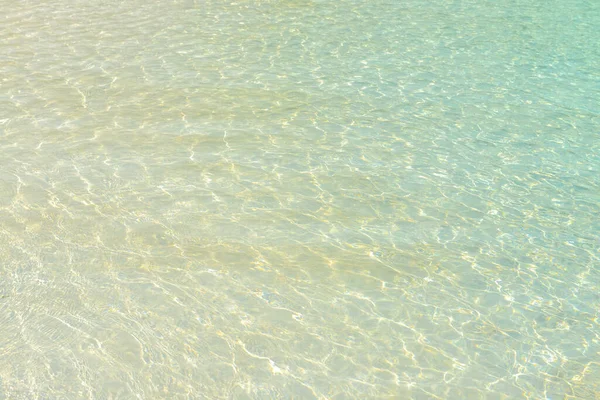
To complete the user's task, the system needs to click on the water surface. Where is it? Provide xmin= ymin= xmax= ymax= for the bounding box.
xmin=1 ymin=0 xmax=600 ymax=398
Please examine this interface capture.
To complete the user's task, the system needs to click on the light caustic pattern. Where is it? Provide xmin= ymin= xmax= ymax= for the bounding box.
xmin=1 ymin=0 xmax=600 ymax=398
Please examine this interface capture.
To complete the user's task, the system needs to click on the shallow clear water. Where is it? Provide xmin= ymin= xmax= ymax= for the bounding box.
xmin=1 ymin=0 xmax=599 ymax=398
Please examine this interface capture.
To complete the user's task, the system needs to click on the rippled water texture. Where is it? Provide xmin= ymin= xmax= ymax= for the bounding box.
xmin=1 ymin=0 xmax=600 ymax=398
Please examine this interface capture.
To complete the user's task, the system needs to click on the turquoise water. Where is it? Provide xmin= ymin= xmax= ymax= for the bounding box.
xmin=1 ymin=0 xmax=599 ymax=398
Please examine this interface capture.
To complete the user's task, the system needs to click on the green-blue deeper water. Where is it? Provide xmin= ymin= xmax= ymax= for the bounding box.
xmin=1 ymin=0 xmax=599 ymax=398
